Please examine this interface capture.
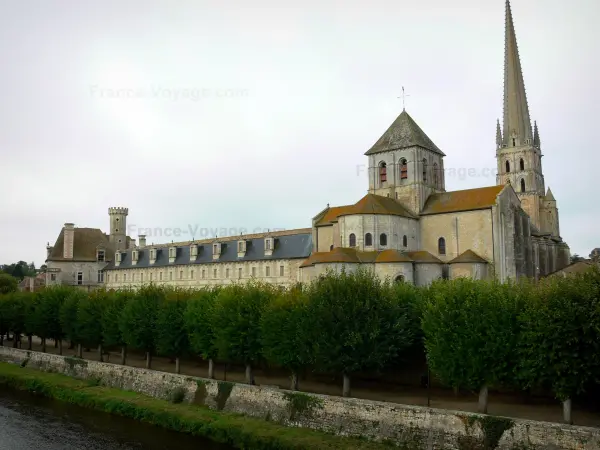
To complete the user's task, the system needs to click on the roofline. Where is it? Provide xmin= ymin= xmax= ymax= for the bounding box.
xmin=105 ymin=255 xmax=308 ymax=271
xmin=364 ymin=144 xmax=446 ymax=157
xmin=420 ymin=206 xmax=493 ymax=216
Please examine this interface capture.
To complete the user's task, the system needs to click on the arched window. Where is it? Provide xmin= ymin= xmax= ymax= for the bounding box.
xmin=379 ymin=162 xmax=387 ymax=184
xmin=438 ymin=237 xmax=446 ymax=255
xmin=395 ymin=275 xmax=405 ymax=283
xmin=349 ymin=233 xmax=356 ymax=247
xmin=380 ymin=233 xmax=387 ymax=246
xmin=433 ymin=162 xmax=439 ymax=186
xmin=399 ymin=158 xmax=408 ymax=180
xmin=422 ymin=159 xmax=427 ymax=182
xmin=505 ymin=160 xmax=510 ymax=173
xmin=519 ymin=158 xmax=525 ymax=171
xmin=520 ymin=179 xmax=526 ymax=193
xmin=365 ymin=233 xmax=373 ymax=246
xmin=402 ymin=235 xmax=408 ymax=247
xmin=330 ymin=245 xmax=334 ymax=251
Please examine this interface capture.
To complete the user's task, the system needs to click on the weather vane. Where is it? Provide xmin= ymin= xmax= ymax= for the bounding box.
xmin=398 ymin=86 xmax=410 ymax=111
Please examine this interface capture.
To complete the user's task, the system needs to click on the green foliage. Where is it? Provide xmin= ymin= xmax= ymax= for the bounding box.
xmin=306 ymin=268 xmax=415 ymax=377
xmin=156 ymin=288 xmax=191 ymax=357
xmin=33 ymin=285 xmax=73 ymax=341
xmin=60 ymin=289 xmax=86 ymax=344
xmin=212 ymin=282 xmax=275 ymax=364
xmin=4 ymin=292 xmax=34 ymax=337
xmin=0 ymin=273 xmax=18 ymax=294
xmin=0 ymin=261 xmax=36 ymax=281
xmin=260 ymin=285 xmax=313 ymax=375
xmin=184 ymin=288 xmax=219 ymax=360
xmin=216 ymin=381 xmax=234 ymax=410
xmin=283 ymin=392 xmax=324 ymax=420
xmin=102 ymin=289 xmax=133 ymax=349
xmin=77 ymin=289 xmax=109 ymax=349
xmin=169 ymin=386 xmax=187 ymax=404
xmin=120 ymin=285 xmax=164 ymax=353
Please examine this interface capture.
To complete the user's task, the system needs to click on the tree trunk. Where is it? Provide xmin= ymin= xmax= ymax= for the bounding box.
xmin=290 ymin=372 xmax=299 ymax=391
xmin=41 ymin=338 xmax=46 ymax=352
xmin=207 ymin=359 xmax=215 ymax=379
xmin=120 ymin=346 xmax=127 ymax=365
xmin=453 ymin=386 xmax=459 ymax=397
xmin=146 ymin=352 xmax=152 ymax=369
xmin=98 ymin=344 xmax=103 ymax=362
xmin=77 ymin=344 xmax=83 ymax=358
xmin=0 ymin=334 xmax=3 ymax=346
xmin=27 ymin=336 xmax=32 ymax=350
xmin=68 ymin=341 xmax=74 ymax=350
xmin=478 ymin=385 xmax=489 ymax=414
xmin=54 ymin=339 xmax=58 ymax=348
xmin=175 ymin=357 xmax=180 ymax=374
xmin=245 ymin=364 xmax=255 ymax=385
xmin=58 ymin=339 xmax=63 ymax=355
xmin=12 ymin=335 xmax=19 ymax=348
xmin=563 ymin=398 xmax=573 ymax=425
xmin=342 ymin=373 xmax=351 ymax=397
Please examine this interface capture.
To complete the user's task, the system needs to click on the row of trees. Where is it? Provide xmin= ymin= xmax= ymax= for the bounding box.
xmin=1 ymin=267 xmax=599 ymax=424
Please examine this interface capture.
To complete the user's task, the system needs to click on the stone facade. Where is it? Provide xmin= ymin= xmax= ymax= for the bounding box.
xmin=1 ymin=346 xmax=598 ymax=450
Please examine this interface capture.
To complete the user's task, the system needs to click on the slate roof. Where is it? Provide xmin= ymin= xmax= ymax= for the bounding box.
xmin=104 ymin=230 xmax=313 ymax=270
xmin=47 ymin=228 xmax=125 ymax=262
xmin=315 ymin=194 xmax=417 ymax=226
xmin=420 ymin=185 xmax=506 ymax=216
xmin=365 ymin=110 xmax=445 ymax=156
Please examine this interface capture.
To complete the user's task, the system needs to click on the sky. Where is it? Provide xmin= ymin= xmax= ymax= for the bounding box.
xmin=0 ymin=0 xmax=598 ymax=267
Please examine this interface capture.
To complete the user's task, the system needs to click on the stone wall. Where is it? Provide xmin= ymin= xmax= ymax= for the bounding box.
xmin=0 ymin=346 xmax=598 ymax=450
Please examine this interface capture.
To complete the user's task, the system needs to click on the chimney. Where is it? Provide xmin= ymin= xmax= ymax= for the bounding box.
xmin=129 ymin=238 xmax=136 ymax=250
xmin=63 ymin=223 xmax=75 ymax=259
xmin=138 ymin=235 xmax=147 ymax=248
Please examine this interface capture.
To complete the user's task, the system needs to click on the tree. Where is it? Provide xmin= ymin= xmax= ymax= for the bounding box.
xmin=120 ymin=284 xmax=163 ymax=369
xmin=212 ymin=282 xmax=275 ymax=384
xmin=32 ymin=285 xmax=72 ymax=353
xmin=422 ymin=278 xmax=527 ymax=413
xmin=260 ymin=284 xmax=313 ymax=390
xmin=103 ymin=289 xmax=134 ymax=365
xmin=570 ymin=254 xmax=585 ymax=264
xmin=156 ymin=287 xmax=190 ymax=374
xmin=60 ymin=289 xmax=86 ymax=356
xmin=78 ymin=289 xmax=108 ymax=361
xmin=307 ymin=268 xmax=414 ymax=397
xmin=3 ymin=291 xmax=31 ymax=347
xmin=184 ymin=287 xmax=219 ymax=378
xmin=0 ymin=274 xmax=18 ymax=294
xmin=518 ymin=269 xmax=600 ymax=424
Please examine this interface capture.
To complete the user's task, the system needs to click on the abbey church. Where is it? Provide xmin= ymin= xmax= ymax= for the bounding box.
xmin=45 ymin=1 xmax=570 ymax=290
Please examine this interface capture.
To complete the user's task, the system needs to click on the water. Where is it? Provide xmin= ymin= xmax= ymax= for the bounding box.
xmin=0 ymin=387 xmax=234 ymax=450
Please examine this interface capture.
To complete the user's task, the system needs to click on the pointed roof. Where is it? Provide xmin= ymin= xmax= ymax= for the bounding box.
xmin=315 ymin=194 xmax=417 ymax=226
xmin=420 ymin=185 xmax=506 ymax=215
xmin=503 ymin=0 xmax=533 ymax=146
xmin=533 ymin=121 xmax=540 ymax=147
xmin=545 ymin=187 xmax=555 ymax=201
xmin=365 ymin=110 xmax=445 ymax=156
xmin=448 ymin=249 xmax=488 ymax=264
xmin=496 ymin=119 xmax=502 ymax=148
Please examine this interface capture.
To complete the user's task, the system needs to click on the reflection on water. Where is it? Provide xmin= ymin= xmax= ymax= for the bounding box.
xmin=0 ymin=386 xmax=233 ymax=449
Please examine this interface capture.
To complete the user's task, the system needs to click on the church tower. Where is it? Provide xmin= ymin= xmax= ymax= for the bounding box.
xmin=365 ymin=109 xmax=446 ymax=215
xmin=108 ymin=207 xmax=128 ymax=250
xmin=495 ymin=0 xmax=550 ymax=232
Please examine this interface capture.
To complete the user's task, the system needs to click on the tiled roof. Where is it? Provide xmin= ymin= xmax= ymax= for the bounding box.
xmin=365 ymin=110 xmax=445 ymax=156
xmin=406 ymin=251 xmax=443 ymax=264
xmin=316 ymin=194 xmax=416 ymax=226
xmin=300 ymin=247 xmax=433 ymax=268
xmin=545 ymin=260 xmax=597 ymax=278
xmin=448 ymin=249 xmax=488 ymax=264
xmin=47 ymin=228 xmax=119 ymax=262
xmin=105 ymin=231 xmax=312 ymax=270
xmin=420 ymin=185 xmax=506 ymax=215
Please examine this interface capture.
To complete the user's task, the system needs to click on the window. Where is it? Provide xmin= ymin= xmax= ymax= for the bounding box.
xmin=520 ymin=158 xmax=525 ymax=171
xmin=238 ymin=268 xmax=242 ymax=279
xmin=50 ymin=273 xmax=56 ymax=281
xmin=266 ymin=266 xmax=270 ymax=277
xmin=380 ymin=233 xmax=387 ymax=246
xmin=213 ymin=244 xmax=218 ymax=253
xmin=279 ymin=265 xmax=284 ymax=276
xmin=512 ymin=138 xmax=516 ymax=147
xmin=399 ymin=158 xmax=408 ymax=179
xmin=159 ymin=272 xmax=163 ymax=281
xmin=403 ymin=235 xmax=408 ymax=247
xmin=202 ymin=270 xmax=206 ymax=279
xmin=422 ymin=159 xmax=427 ymax=182
xmin=226 ymin=268 xmax=230 ymax=278
xmin=505 ymin=160 xmax=510 ymax=173
xmin=349 ymin=233 xmax=356 ymax=247
xmin=97 ymin=250 xmax=105 ymax=262
xmin=379 ymin=162 xmax=387 ymax=183
xmin=169 ymin=272 xmax=173 ymax=280
xmin=190 ymin=270 xmax=194 ymax=279
xmin=169 ymin=248 xmax=176 ymax=258
xmin=433 ymin=162 xmax=439 ymax=186
xmin=252 ymin=267 xmax=256 ymax=277
xmin=140 ymin=273 xmax=144 ymax=282
xmin=365 ymin=233 xmax=373 ymax=246
xmin=520 ymin=179 xmax=526 ymax=193
xmin=438 ymin=237 xmax=446 ymax=255
xmin=238 ymin=242 xmax=243 ymax=252
xmin=123 ymin=273 xmax=127 ymax=282
xmin=179 ymin=271 xmax=183 ymax=279
xmin=213 ymin=268 xmax=217 ymax=278
xmin=266 ymin=239 xmax=271 ymax=250
xmin=115 ymin=252 xmax=122 ymax=263
xmin=77 ymin=272 xmax=83 ymax=285
xmin=97 ymin=271 xmax=104 ymax=283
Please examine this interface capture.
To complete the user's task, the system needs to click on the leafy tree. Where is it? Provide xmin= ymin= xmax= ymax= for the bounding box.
xmin=307 ymin=268 xmax=414 ymax=397
xmin=33 ymin=285 xmax=72 ymax=353
xmin=0 ymin=274 xmax=18 ymax=294
xmin=570 ymin=254 xmax=585 ymax=264
xmin=120 ymin=284 xmax=164 ymax=369
xmin=3 ymin=291 xmax=31 ymax=347
xmin=0 ymin=294 xmax=10 ymax=345
xmin=78 ymin=289 xmax=109 ymax=361
xmin=23 ymin=292 xmax=40 ymax=350
xmin=212 ymin=282 xmax=275 ymax=384
xmin=260 ymin=284 xmax=313 ymax=390
xmin=156 ymin=287 xmax=191 ymax=373
xmin=103 ymin=289 xmax=134 ymax=364
xmin=184 ymin=287 xmax=220 ymax=378
xmin=60 ymin=289 xmax=86 ymax=356
xmin=518 ymin=269 xmax=600 ymax=424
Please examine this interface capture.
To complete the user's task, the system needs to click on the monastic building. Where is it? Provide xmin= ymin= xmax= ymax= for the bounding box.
xmin=47 ymin=1 xmax=570 ymax=289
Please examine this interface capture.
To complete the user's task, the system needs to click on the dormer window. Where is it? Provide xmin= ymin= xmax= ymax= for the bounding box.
xmin=131 ymin=250 xmax=138 ymax=265
xmin=97 ymin=249 xmax=105 ymax=262
xmin=213 ymin=242 xmax=221 ymax=260
xmin=264 ymin=237 xmax=274 ymax=256
xmin=237 ymin=240 xmax=247 ymax=258
xmin=190 ymin=244 xmax=198 ymax=262
xmin=115 ymin=252 xmax=122 ymax=266
xmin=169 ymin=247 xmax=177 ymax=263
xmin=149 ymin=248 xmax=157 ymax=265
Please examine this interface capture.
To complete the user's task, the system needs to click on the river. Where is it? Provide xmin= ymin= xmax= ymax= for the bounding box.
xmin=0 ymin=386 xmax=234 ymax=449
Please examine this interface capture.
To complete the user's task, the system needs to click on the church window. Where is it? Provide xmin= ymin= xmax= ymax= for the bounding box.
xmin=422 ymin=159 xmax=427 ymax=182
xmin=400 ymin=158 xmax=408 ymax=179
xmin=380 ymin=233 xmax=388 ymax=246
xmin=438 ymin=237 xmax=446 ymax=255
xmin=365 ymin=233 xmax=373 ymax=246
xmin=349 ymin=233 xmax=356 ymax=247
xmin=520 ymin=158 xmax=525 ymax=171
xmin=379 ymin=162 xmax=387 ymax=184
xmin=505 ymin=161 xmax=510 ymax=173
xmin=433 ymin=162 xmax=439 ymax=186
xmin=520 ymin=179 xmax=526 ymax=193
xmin=403 ymin=235 xmax=408 ymax=247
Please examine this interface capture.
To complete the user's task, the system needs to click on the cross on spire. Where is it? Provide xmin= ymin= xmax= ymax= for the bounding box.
xmin=398 ymin=86 xmax=410 ymax=111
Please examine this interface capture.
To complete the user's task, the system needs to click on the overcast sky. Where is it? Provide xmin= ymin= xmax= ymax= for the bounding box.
xmin=0 ymin=0 xmax=598 ymax=267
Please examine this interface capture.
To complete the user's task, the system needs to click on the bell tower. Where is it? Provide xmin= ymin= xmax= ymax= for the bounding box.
xmin=108 ymin=207 xmax=128 ymax=250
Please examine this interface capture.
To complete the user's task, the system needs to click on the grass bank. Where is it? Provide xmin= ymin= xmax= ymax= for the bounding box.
xmin=0 ymin=362 xmax=391 ymax=450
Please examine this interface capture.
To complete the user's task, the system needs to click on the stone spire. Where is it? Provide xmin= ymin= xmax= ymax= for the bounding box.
xmin=503 ymin=0 xmax=533 ymax=147
xmin=533 ymin=120 xmax=540 ymax=147
xmin=496 ymin=119 xmax=502 ymax=149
